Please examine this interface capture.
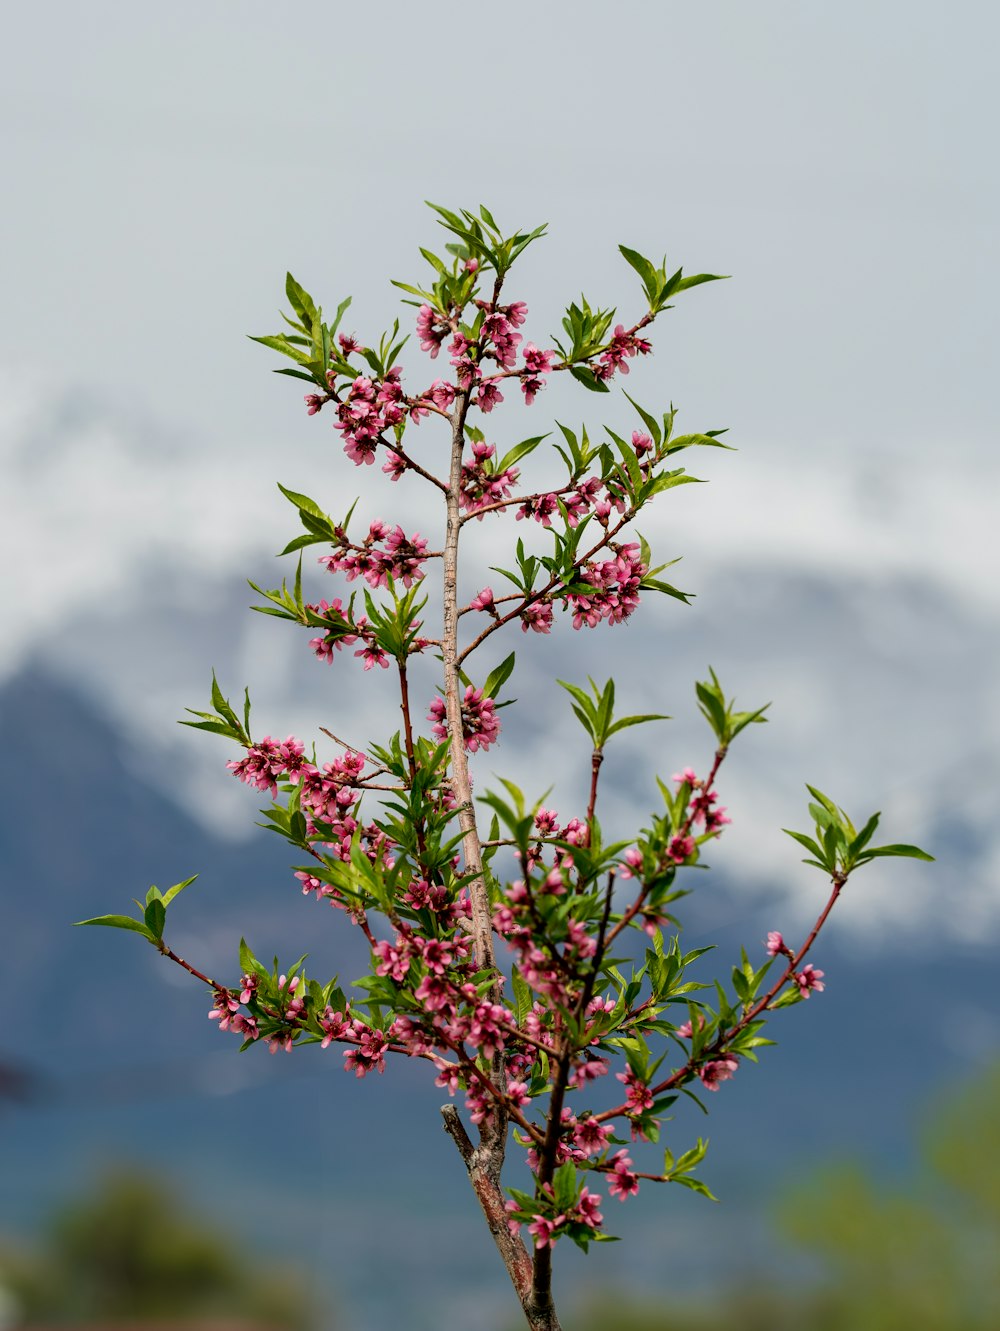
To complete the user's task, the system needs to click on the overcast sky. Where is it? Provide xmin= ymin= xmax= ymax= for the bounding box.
xmin=2 ymin=1 xmax=998 ymax=940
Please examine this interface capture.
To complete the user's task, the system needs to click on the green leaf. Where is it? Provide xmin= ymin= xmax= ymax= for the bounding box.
xmin=848 ymin=811 xmax=881 ymax=857
xmin=239 ymin=937 xmax=259 ymax=975
xmin=279 ymin=533 xmax=329 ymax=556
xmin=622 ymin=392 xmax=662 ymax=447
xmin=618 ymin=246 xmax=659 ymax=304
xmin=607 ymin=712 xmax=670 ymax=737
xmin=178 ymin=717 xmax=239 ymax=739
xmin=74 ymin=914 xmax=155 ymax=940
xmin=274 ymin=367 xmax=322 ymax=385
xmin=285 ymin=272 xmax=318 ymax=330
xmin=674 ymin=272 xmax=729 ymax=293
xmin=249 ymin=334 xmax=314 ymax=366
xmin=161 ymin=874 xmax=198 ymax=907
xmin=860 ymin=844 xmax=935 ymax=862
xmin=569 ymin=365 xmax=611 ymax=393
xmin=782 ymin=829 xmax=829 ymax=864
xmin=483 ymin=652 xmax=516 ymax=700
xmin=277 ymin=483 xmax=327 ymax=521
xmin=144 ymin=898 xmax=166 ymax=939
xmin=805 ymin=785 xmax=838 ymax=817
xmin=330 ymin=295 xmax=353 ymax=337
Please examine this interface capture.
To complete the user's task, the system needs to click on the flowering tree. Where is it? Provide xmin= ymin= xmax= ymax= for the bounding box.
xmin=79 ymin=205 xmax=932 ymax=1331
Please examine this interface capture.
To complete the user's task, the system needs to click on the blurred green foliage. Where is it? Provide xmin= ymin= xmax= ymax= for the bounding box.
xmin=566 ymin=1061 xmax=1000 ymax=1331
xmin=0 ymin=1166 xmax=323 ymax=1327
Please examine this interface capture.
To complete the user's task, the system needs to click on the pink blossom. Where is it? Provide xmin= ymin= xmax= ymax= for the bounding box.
xmin=355 ymin=642 xmax=389 ymax=671
xmin=676 ymin=1013 xmax=707 ymax=1039
xmin=481 ymin=312 xmax=522 ymax=368
xmin=468 ymin=1002 xmax=514 ymax=1060
xmin=699 ymin=1056 xmax=738 ymax=1091
xmin=427 ymin=379 xmax=456 ymax=410
xmin=373 ymin=936 xmax=411 ymax=982
xmin=534 ymin=808 xmax=560 ymax=836
xmin=452 ymin=355 xmax=480 ymax=388
xmin=416 ymin=304 xmax=445 ymax=358
xmin=475 ymin=381 xmax=504 ymax=413
xmin=520 ymin=600 xmax=553 ymax=634
xmin=766 ymin=931 xmax=786 ymax=957
xmin=520 ymin=374 xmax=546 ymax=405
xmin=567 ymin=542 xmax=647 ymax=630
xmin=620 ymin=847 xmax=644 ymax=878
xmin=227 ymin=735 xmax=306 ymax=796
xmin=565 ymin=917 xmax=596 ymax=958
xmin=575 ymin=1187 xmax=604 ymax=1230
xmin=573 ymin=1116 xmax=613 ymax=1156
xmin=465 ymin=1082 xmax=494 ymax=1126
xmin=796 ymin=963 xmax=825 ymax=997
xmin=522 ymin=343 xmax=555 ymax=374
xmin=208 ymin=989 xmax=240 ymax=1032
xmin=414 ymin=973 xmax=454 ymax=1012
xmin=319 ymin=1006 xmax=350 ymax=1048
xmin=506 ymin=1079 xmax=531 ymax=1107
xmin=528 ymin=1216 xmax=558 ymax=1249
xmin=434 ymin=1062 xmax=462 ymax=1096
xmin=343 ymin=1026 xmax=388 ymax=1077
xmin=516 ymin=492 xmax=560 ymax=526
xmin=615 ymin=1066 xmax=654 ymax=1114
xmin=304 ymin=393 xmax=324 ymax=415
xmin=608 ymin=1150 xmax=640 ymax=1201
xmin=428 ymin=685 xmax=501 ymax=753
xmin=470 ymin=587 xmax=495 ymax=612
xmin=667 ymin=834 xmax=696 ymax=864
xmin=382 ymin=450 xmax=407 ymax=481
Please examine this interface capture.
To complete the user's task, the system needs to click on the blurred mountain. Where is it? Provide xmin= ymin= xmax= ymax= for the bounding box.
xmin=2 ymin=667 xmax=997 ymax=1331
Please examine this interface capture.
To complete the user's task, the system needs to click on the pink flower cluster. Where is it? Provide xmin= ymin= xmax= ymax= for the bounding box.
xmin=567 ymin=542 xmax=647 ymax=629
xmin=306 ymin=598 xmax=359 ymax=665
xmin=673 ymin=768 xmax=731 ymax=836
xmin=520 ymin=342 xmax=556 ymax=404
xmin=332 ymin=369 xmax=407 ymax=466
xmin=515 ymin=476 xmax=610 ymax=530
xmin=208 ymin=988 xmax=258 ymax=1041
xmin=226 ymin=735 xmax=307 ymax=795
xmin=593 ymin=323 xmax=652 ymax=382
xmin=317 ymin=1003 xmax=392 ymax=1076
xmin=520 ymin=599 xmax=554 ymax=634
xmin=607 ymin=1149 xmax=641 ymax=1200
xmin=228 ymin=737 xmax=391 ymax=875
xmin=319 ymin=520 xmax=429 ymax=589
xmin=537 ymin=1188 xmax=604 ymax=1248
xmin=459 ymin=441 xmax=519 ymax=517
xmin=428 ymin=685 xmax=500 ymax=753
xmin=480 ymin=304 xmax=526 ymax=370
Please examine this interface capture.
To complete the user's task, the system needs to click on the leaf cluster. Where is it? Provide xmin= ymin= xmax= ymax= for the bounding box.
xmin=784 ymin=787 xmax=934 ymax=879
